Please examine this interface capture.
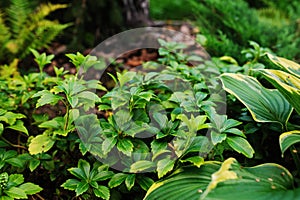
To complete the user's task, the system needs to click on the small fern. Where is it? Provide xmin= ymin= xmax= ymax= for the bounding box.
xmin=0 ymin=0 xmax=70 ymax=64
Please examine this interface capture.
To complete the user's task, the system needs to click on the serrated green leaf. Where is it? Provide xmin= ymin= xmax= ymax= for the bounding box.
xmin=130 ymin=160 xmax=156 ymax=173
xmin=117 ymin=138 xmax=134 ymax=156
xmin=78 ymin=159 xmax=90 ymax=179
xmin=137 ymin=176 xmax=154 ymax=191
xmin=28 ymin=134 xmax=55 ymax=155
xmin=5 ymin=158 xmax=24 ymax=168
xmin=19 ymin=183 xmax=43 ymax=195
xmin=32 ymin=90 xmax=63 ymax=108
xmin=39 ymin=117 xmax=64 ymax=129
xmin=29 ymin=159 xmax=40 ymax=172
xmin=226 ymin=136 xmax=254 ymax=158
xmin=157 ymin=157 xmax=175 ymax=178
xmin=224 ymin=128 xmax=245 ymax=137
xmin=7 ymin=120 xmax=28 ymax=135
xmin=75 ymin=181 xmax=89 ymax=196
xmin=114 ymin=110 xmax=132 ymax=128
xmin=222 ymin=119 xmax=242 ymax=131
xmin=0 ymin=112 xmax=25 ymax=125
xmin=211 ymin=131 xmax=226 ymax=145
xmin=8 ymin=174 xmax=24 ymax=187
xmin=125 ymin=174 xmax=136 ymax=191
xmin=61 ymin=179 xmax=80 ymax=191
xmin=108 ymin=173 xmax=127 ymax=188
xmin=153 ymin=112 xmax=168 ymax=129
xmin=76 ymin=91 xmax=101 ymax=102
xmin=4 ymin=187 xmax=27 ymax=199
xmin=93 ymin=171 xmax=114 ymax=182
xmin=151 ymin=140 xmax=169 ymax=161
xmin=180 ymin=156 xmax=204 ymax=168
xmin=69 ymin=168 xmax=86 ymax=180
xmin=279 ymin=130 xmax=300 ymax=156
xmin=93 ymin=185 xmax=110 ymax=200
xmin=102 ymin=137 xmax=117 ymax=155
xmin=117 ymin=71 xmax=136 ymax=87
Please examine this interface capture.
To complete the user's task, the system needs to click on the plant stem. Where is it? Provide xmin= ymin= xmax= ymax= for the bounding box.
xmin=290 ymin=145 xmax=300 ymax=177
xmin=0 ymin=136 xmax=27 ymax=150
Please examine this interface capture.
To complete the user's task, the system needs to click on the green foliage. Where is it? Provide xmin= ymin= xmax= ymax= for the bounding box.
xmin=0 ymin=0 xmax=69 ymax=64
xmin=0 ymin=172 xmax=42 ymax=199
xmin=149 ymin=0 xmax=197 ymax=20
xmin=190 ymin=0 xmax=300 ymax=62
xmin=0 ymin=28 xmax=300 ymax=199
xmin=61 ymin=159 xmax=112 ymax=199
xmin=220 ymin=73 xmax=293 ymax=126
xmin=144 ymin=157 xmax=299 ymax=200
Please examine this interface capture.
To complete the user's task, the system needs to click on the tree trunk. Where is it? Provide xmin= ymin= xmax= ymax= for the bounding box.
xmin=121 ymin=0 xmax=151 ymax=27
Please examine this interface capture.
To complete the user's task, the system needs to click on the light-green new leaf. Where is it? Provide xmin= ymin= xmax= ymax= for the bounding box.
xmin=32 ymin=90 xmax=63 ymax=108
xmin=28 ymin=134 xmax=55 ymax=155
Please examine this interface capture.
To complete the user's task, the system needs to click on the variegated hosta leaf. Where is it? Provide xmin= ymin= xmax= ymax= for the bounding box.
xmin=279 ymin=130 xmax=300 ymax=156
xmin=220 ymin=73 xmax=292 ymax=126
xmin=266 ymin=53 xmax=300 ymax=78
xmin=259 ymin=69 xmax=300 ymax=115
xmin=144 ymin=158 xmax=298 ymax=200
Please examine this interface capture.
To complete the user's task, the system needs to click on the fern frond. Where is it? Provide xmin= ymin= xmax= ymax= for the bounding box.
xmin=32 ymin=3 xmax=68 ymax=22
xmin=0 ymin=0 xmax=69 ymax=63
xmin=6 ymin=0 xmax=32 ymax=38
xmin=21 ymin=20 xmax=69 ymax=58
xmin=0 ymin=12 xmax=11 ymax=56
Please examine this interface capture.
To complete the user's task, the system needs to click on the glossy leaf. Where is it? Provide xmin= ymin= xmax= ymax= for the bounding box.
xmin=61 ymin=179 xmax=80 ymax=191
xmin=220 ymin=73 xmax=293 ymax=126
xmin=117 ymin=138 xmax=134 ymax=156
xmin=75 ymin=181 xmax=89 ymax=196
xmin=125 ymin=174 xmax=136 ymax=191
xmin=226 ymin=136 xmax=254 ymax=158
xmin=102 ymin=137 xmax=117 ymax=155
xmin=136 ymin=176 xmax=154 ymax=191
xmin=157 ymin=156 xmax=175 ymax=178
xmin=32 ymin=90 xmax=63 ymax=108
xmin=266 ymin=53 xmax=300 ymax=78
xmin=7 ymin=120 xmax=28 ymax=135
xmin=4 ymin=187 xmax=27 ymax=199
xmin=19 ymin=183 xmax=43 ymax=195
xmin=259 ymin=69 xmax=300 ymax=115
xmin=130 ymin=160 xmax=156 ymax=173
xmin=108 ymin=173 xmax=127 ymax=188
xmin=145 ymin=158 xmax=296 ymax=200
xmin=28 ymin=134 xmax=55 ymax=155
xmin=93 ymin=185 xmax=110 ymax=200
xmin=279 ymin=130 xmax=300 ymax=155
xmin=210 ymin=131 xmax=226 ymax=145
xmin=180 ymin=156 xmax=204 ymax=168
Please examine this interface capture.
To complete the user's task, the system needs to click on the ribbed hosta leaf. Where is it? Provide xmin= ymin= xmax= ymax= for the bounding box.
xmin=279 ymin=130 xmax=300 ymax=155
xmin=144 ymin=158 xmax=299 ymax=200
xmin=259 ymin=69 xmax=300 ymax=115
xmin=220 ymin=73 xmax=292 ymax=126
xmin=266 ymin=53 xmax=300 ymax=78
